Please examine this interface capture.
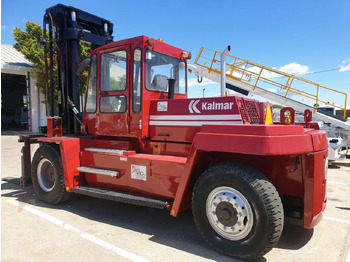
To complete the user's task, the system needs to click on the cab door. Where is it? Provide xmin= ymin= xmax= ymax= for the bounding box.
xmin=97 ymin=45 xmax=130 ymax=136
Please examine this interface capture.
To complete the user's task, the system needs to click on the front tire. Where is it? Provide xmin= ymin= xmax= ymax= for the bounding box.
xmin=31 ymin=144 xmax=70 ymax=204
xmin=192 ymin=162 xmax=284 ymax=260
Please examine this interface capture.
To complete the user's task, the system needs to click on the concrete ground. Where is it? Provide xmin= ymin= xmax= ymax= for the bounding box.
xmin=1 ymin=134 xmax=350 ymax=262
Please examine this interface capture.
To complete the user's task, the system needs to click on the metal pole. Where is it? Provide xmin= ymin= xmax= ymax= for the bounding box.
xmin=221 ymin=46 xmax=230 ymax=97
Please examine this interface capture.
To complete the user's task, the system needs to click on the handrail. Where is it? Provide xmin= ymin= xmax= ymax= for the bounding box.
xmin=194 ymin=47 xmax=348 ymax=119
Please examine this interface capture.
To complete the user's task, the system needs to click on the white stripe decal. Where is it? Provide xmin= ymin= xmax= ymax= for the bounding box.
xmin=149 ymin=121 xmax=242 ymax=126
xmin=150 ymin=114 xmax=242 ymax=121
xmin=188 ymin=100 xmax=195 ymax=114
xmin=192 ymin=100 xmax=201 ymax=113
xmin=6 ymin=199 xmax=150 ymax=262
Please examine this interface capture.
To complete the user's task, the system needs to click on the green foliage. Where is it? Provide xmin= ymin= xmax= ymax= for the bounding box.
xmin=13 ymin=22 xmax=47 ymax=98
xmin=13 ymin=22 xmax=44 ymax=65
xmin=13 ymin=21 xmax=91 ymax=103
xmin=272 ymin=104 xmax=283 ymax=109
xmin=79 ymin=42 xmax=91 ymax=94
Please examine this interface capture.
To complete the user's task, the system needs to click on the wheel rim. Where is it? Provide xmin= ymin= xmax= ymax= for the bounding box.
xmin=37 ymin=158 xmax=56 ymax=192
xmin=206 ymin=186 xmax=254 ymax=241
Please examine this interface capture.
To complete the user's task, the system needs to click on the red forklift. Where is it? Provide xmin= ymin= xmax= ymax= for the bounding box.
xmin=20 ymin=4 xmax=328 ymax=260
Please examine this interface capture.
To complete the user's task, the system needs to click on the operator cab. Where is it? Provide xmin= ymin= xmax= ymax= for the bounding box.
xmin=82 ymin=36 xmax=190 ymax=139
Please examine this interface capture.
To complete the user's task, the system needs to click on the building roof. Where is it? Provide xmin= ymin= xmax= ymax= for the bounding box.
xmin=1 ymin=44 xmax=34 ymax=72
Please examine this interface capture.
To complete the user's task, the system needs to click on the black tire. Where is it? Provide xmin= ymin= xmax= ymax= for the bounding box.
xmin=31 ymin=144 xmax=70 ymax=204
xmin=192 ymin=162 xmax=284 ymax=260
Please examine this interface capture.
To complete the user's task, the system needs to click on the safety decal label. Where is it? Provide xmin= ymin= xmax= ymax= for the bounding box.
xmin=131 ymin=165 xmax=147 ymax=181
xmin=157 ymin=101 xmax=168 ymax=112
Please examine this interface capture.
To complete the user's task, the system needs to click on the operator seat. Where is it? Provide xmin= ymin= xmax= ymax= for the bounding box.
xmin=152 ymin=75 xmax=168 ymax=91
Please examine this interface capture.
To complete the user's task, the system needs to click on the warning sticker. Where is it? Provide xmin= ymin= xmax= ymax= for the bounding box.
xmin=157 ymin=101 xmax=168 ymax=112
xmin=131 ymin=165 xmax=147 ymax=181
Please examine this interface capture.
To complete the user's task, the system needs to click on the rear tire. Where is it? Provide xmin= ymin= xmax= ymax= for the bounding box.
xmin=192 ymin=162 xmax=284 ymax=260
xmin=31 ymin=144 xmax=70 ymax=204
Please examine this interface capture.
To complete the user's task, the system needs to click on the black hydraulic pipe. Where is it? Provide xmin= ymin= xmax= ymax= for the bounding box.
xmin=67 ymin=98 xmax=83 ymax=125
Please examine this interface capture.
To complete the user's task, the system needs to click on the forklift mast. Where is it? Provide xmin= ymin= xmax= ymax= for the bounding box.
xmin=43 ymin=4 xmax=113 ymax=134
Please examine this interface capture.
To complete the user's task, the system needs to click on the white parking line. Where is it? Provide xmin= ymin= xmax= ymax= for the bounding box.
xmin=6 ymin=199 xmax=150 ymax=262
xmin=324 ymin=216 xmax=350 ymax=224
xmin=328 ymin=181 xmax=350 ymax=186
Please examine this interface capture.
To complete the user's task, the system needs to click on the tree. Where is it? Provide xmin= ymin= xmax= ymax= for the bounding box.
xmin=13 ymin=22 xmax=47 ymax=96
xmin=13 ymin=22 xmax=44 ymax=65
xmin=13 ymin=21 xmax=90 ymax=104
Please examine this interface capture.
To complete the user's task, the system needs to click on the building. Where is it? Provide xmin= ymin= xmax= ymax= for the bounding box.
xmin=1 ymin=44 xmax=46 ymax=133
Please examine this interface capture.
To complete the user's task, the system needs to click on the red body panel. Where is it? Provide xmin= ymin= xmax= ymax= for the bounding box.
xmin=149 ymin=97 xmax=244 ymax=143
xmin=170 ymin=126 xmax=328 ymax=220
xmin=303 ymin=149 xmax=328 ymax=228
xmin=38 ymin=136 xmax=81 ymax=191
xmin=81 ymin=151 xmax=186 ymax=199
xmin=193 ymin=129 xmax=313 ymax=155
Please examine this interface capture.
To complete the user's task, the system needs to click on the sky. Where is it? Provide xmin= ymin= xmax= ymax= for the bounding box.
xmin=1 ymin=0 xmax=350 ymax=108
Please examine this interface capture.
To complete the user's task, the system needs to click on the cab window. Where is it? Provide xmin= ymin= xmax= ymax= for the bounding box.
xmin=100 ymin=95 xmax=126 ymax=113
xmin=101 ymin=50 xmax=127 ymax=91
xmin=133 ymin=48 xmax=142 ymax=113
xmin=85 ymin=55 xmax=97 ymax=113
xmin=145 ymin=50 xmax=186 ymax=95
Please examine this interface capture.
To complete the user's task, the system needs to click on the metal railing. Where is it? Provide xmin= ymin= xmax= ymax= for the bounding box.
xmin=194 ymin=47 xmax=348 ymax=119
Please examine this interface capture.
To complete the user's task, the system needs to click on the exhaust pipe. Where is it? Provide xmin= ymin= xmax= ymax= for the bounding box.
xmin=168 ymin=78 xmax=176 ymax=99
xmin=221 ymin=45 xmax=231 ymax=97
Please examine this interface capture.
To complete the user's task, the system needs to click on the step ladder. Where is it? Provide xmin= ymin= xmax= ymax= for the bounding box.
xmin=71 ymin=186 xmax=170 ymax=209
xmin=77 ymin=147 xmax=128 ymax=178
xmin=189 ymin=47 xmax=350 ymax=130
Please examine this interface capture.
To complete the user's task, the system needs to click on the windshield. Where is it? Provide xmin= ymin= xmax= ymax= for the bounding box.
xmin=145 ymin=50 xmax=186 ymax=95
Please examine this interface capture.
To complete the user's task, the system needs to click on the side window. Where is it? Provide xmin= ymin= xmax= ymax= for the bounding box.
xmin=133 ymin=48 xmax=142 ymax=113
xmin=85 ymin=55 xmax=97 ymax=113
xmin=100 ymin=95 xmax=126 ymax=113
xmin=101 ymin=50 xmax=127 ymax=91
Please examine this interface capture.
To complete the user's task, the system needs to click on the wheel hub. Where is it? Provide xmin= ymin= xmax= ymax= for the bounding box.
xmin=216 ymin=202 xmax=238 ymax=226
xmin=37 ymin=158 xmax=56 ymax=192
xmin=206 ymin=186 xmax=253 ymax=240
